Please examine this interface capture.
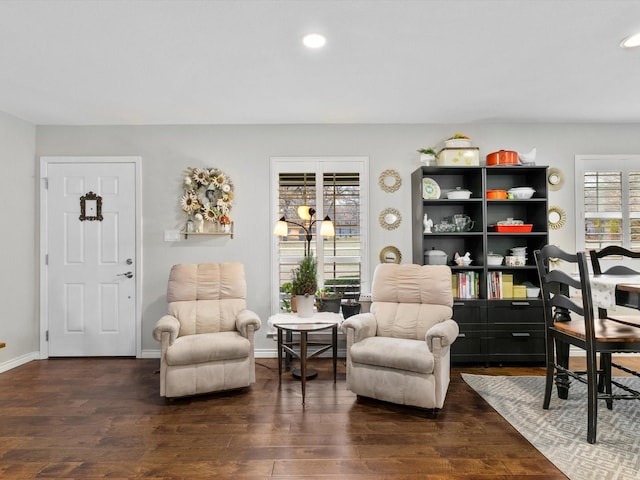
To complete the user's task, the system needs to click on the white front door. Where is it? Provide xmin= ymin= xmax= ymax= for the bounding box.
xmin=41 ymin=157 xmax=140 ymax=357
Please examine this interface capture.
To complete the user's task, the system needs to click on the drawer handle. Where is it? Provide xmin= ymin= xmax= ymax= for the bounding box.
xmin=453 ymin=302 xmax=465 ymax=307
xmin=457 ymin=333 xmax=466 ymax=338
xmin=511 ymin=302 xmax=531 ymax=307
xmin=511 ymin=332 xmax=531 ymax=337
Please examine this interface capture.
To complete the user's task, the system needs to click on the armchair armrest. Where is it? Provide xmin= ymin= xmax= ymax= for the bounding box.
xmin=153 ymin=315 xmax=180 ymax=344
xmin=236 ymin=309 xmax=262 ymax=337
xmin=341 ymin=312 xmax=377 ymax=343
xmin=425 ymin=319 xmax=459 ymax=349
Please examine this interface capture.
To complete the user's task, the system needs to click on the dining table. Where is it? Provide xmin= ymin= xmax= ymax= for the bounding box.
xmin=614 ymin=283 xmax=640 ymax=311
xmin=589 ymin=274 xmax=640 ymax=311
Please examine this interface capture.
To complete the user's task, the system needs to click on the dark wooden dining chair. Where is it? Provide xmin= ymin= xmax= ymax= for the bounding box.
xmin=534 ymin=245 xmax=640 ymax=444
xmin=589 ymin=245 xmax=640 ymax=319
xmin=589 ymin=246 xmax=640 ymax=398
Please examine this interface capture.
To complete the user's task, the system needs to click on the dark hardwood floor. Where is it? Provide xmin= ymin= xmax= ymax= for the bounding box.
xmin=7 ymin=355 xmax=634 ymax=479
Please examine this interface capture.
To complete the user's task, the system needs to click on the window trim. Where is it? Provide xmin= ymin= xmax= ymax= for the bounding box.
xmin=270 ymin=156 xmax=369 ymax=315
xmin=575 ymin=154 xmax=640 ymax=254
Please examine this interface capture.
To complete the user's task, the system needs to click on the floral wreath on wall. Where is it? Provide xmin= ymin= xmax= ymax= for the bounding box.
xmin=181 ymin=167 xmax=234 ymax=230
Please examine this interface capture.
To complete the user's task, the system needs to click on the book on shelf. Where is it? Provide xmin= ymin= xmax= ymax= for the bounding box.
xmin=488 ymin=271 xmax=504 ymax=299
xmin=452 ymin=271 xmax=479 ymax=299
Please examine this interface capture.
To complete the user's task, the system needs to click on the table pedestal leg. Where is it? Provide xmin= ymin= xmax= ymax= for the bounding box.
xmin=332 ymin=325 xmax=337 ymax=383
xmin=300 ymin=331 xmax=307 ymax=405
xmin=277 ymin=328 xmax=283 ymax=384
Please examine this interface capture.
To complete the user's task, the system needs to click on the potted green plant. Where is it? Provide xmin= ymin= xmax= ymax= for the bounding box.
xmin=291 ymin=254 xmax=317 ymax=317
xmin=316 ymin=287 xmax=343 ymax=313
xmin=280 ymin=281 xmax=293 ymax=312
xmin=418 ymin=148 xmax=437 ymax=165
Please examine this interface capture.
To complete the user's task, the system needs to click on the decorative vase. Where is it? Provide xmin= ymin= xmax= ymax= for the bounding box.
xmin=296 ymin=294 xmax=315 ymax=318
xmin=194 ymin=213 xmax=204 ymax=233
xmin=420 ymin=153 xmax=436 ymax=166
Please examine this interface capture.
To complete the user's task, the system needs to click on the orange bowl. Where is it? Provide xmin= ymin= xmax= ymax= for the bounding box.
xmin=486 ymin=189 xmax=508 ymax=199
xmin=486 ymin=150 xmax=519 ymax=166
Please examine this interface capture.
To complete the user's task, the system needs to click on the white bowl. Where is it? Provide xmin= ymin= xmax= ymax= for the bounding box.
xmin=446 ymin=187 xmax=472 ymax=199
xmin=456 ymin=258 xmax=473 ymax=266
xmin=445 ymin=138 xmax=472 ymax=148
xmin=526 ymin=287 xmax=540 ymax=298
xmin=505 ymin=255 xmax=526 ymax=266
xmin=508 ymin=187 xmax=535 ymax=199
xmin=487 ymin=254 xmax=504 ymax=266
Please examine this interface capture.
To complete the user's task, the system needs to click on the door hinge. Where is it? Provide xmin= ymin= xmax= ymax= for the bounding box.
xmin=44 ymin=177 xmax=48 ymax=189
xmin=45 ymin=254 xmax=48 ymax=265
xmin=46 ymin=330 xmax=49 ymax=342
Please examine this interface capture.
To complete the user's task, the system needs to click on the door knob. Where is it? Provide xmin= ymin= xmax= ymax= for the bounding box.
xmin=117 ymin=271 xmax=133 ymax=279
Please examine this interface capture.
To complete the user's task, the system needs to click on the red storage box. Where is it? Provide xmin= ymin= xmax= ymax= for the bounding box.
xmin=491 ymin=224 xmax=533 ymax=233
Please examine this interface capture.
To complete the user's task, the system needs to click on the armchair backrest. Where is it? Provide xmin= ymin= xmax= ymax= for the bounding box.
xmin=166 ymin=262 xmax=247 ymax=336
xmin=371 ymin=264 xmax=453 ymax=340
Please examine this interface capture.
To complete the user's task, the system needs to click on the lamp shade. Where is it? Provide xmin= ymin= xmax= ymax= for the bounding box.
xmin=297 ymin=205 xmax=313 ymax=220
xmin=273 ymin=217 xmax=289 ymax=237
xmin=320 ymin=216 xmax=335 ymax=237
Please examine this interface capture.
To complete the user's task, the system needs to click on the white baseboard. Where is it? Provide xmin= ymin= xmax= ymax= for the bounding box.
xmin=140 ymin=349 xmax=161 ymax=359
xmin=568 ymin=347 xmax=639 ymax=357
xmin=140 ymin=348 xmax=346 ymax=359
xmin=0 ymin=351 xmax=39 ymax=374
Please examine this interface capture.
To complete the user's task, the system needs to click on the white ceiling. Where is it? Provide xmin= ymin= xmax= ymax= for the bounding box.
xmin=1 ymin=0 xmax=639 ymax=126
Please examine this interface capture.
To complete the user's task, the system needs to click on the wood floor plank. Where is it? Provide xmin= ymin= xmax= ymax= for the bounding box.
xmin=8 ymin=356 xmax=638 ymax=478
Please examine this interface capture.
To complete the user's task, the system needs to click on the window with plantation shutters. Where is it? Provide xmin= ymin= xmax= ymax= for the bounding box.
xmin=270 ymin=158 xmax=369 ymax=314
xmin=322 ymin=172 xmax=362 ymax=300
xmin=576 ymin=156 xmax=640 ymax=257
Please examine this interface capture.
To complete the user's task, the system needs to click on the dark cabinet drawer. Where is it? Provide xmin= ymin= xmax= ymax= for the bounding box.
xmin=487 ymin=330 xmax=546 ymax=362
xmin=488 ymin=300 xmax=544 ymax=327
xmin=451 ymin=329 xmax=486 ymax=363
xmin=453 ymin=300 xmax=486 ymax=325
xmin=451 ymin=298 xmax=545 ymax=365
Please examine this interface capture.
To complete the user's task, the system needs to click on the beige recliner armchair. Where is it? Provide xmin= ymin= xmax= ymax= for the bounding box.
xmin=153 ymin=262 xmax=261 ymax=398
xmin=342 ymin=264 xmax=458 ymax=409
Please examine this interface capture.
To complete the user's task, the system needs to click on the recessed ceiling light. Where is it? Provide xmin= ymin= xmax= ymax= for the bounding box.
xmin=620 ymin=32 xmax=640 ymax=48
xmin=303 ymin=33 xmax=326 ymax=49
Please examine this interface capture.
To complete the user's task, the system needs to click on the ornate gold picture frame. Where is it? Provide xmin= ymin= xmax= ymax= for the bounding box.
xmin=79 ymin=191 xmax=103 ymax=222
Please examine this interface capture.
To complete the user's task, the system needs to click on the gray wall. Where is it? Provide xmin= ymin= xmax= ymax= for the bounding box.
xmin=0 ymin=111 xmax=36 ymax=369
xmin=2 ymin=121 xmax=640 ymax=367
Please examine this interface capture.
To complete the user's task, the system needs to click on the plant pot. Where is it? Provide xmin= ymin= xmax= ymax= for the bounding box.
xmin=419 ymin=153 xmax=436 ymax=165
xmin=342 ymin=303 xmax=361 ymax=319
xmin=318 ymin=297 xmax=341 ymax=313
xmin=296 ymin=295 xmax=315 ymax=318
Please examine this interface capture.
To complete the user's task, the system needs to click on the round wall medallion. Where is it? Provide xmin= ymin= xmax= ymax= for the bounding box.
xmin=547 ymin=168 xmax=564 ymax=191
xmin=379 ymin=169 xmax=401 ymax=193
xmin=379 ymin=245 xmax=402 ymax=264
xmin=379 ymin=208 xmax=402 ymax=230
xmin=548 ymin=206 xmax=566 ymax=230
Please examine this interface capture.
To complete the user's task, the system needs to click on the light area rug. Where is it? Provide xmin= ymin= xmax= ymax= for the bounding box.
xmin=462 ymin=374 xmax=640 ymax=480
